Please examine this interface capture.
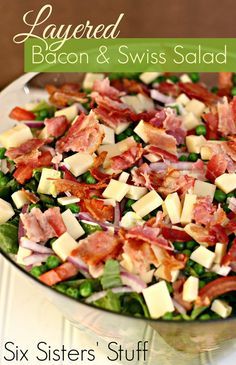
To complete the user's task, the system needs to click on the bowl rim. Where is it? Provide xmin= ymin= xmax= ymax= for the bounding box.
xmin=0 ymin=71 xmax=234 ymax=325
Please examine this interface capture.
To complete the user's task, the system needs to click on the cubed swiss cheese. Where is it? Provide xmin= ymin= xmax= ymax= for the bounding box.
xmin=115 ymin=122 xmax=131 ymax=135
xmin=132 ymin=190 xmax=163 ymax=218
xmin=182 ymin=112 xmax=201 ymax=130
xmin=54 ymin=104 xmax=78 ymax=122
xmin=61 ymin=209 xmax=85 ymax=240
xmin=0 ymin=124 xmax=33 ymax=149
xmin=211 ymin=299 xmax=232 ymax=318
xmin=118 ymin=172 xmax=130 ymax=183
xmin=126 ymin=185 xmax=148 ymax=200
xmin=144 ymin=153 xmax=161 ymax=163
xmin=0 ymin=198 xmax=15 ymax=224
xmin=102 ymin=179 xmax=129 ymax=202
xmin=101 ymin=125 xmax=115 ymax=145
xmin=52 ymin=232 xmax=79 ymax=261
xmin=211 ymin=264 xmax=231 ymax=276
xmin=11 ymin=190 xmax=30 ymax=209
xmin=184 ymin=223 xmax=208 ymax=246
xmin=186 ymin=135 xmax=206 ymax=154
xmin=142 ymin=281 xmax=175 ymax=319
xmin=37 ymin=168 xmax=61 ymax=197
xmin=183 ymin=276 xmax=199 ymax=302
xmin=215 ymin=173 xmax=236 ymax=194
xmin=180 ymin=74 xmax=192 ymax=83
xmin=214 ymin=243 xmax=226 ymax=264
xmin=83 ymin=73 xmax=104 ymax=89
xmin=180 ymin=194 xmax=197 ymax=225
xmin=193 ymin=180 xmax=216 ymax=202
xmin=120 ymin=211 xmax=144 ymax=229
xmin=190 ymin=246 xmax=215 ymax=269
xmin=134 ymin=120 xmax=148 ymax=143
xmin=16 ymin=246 xmax=32 ymax=265
xmin=57 ymin=196 xmax=80 ymax=205
xmin=155 ymin=265 xmax=179 ymax=283
xmin=185 ymin=99 xmax=205 ymax=117
xmin=139 ymin=72 xmax=160 ymax=84
xmin=64 ymin=152 xmax=94 ymax=177
xmin=164 ymin=192 xmax=182 ymax=224
xmin=176 ymin=93 xmax=190 ymax=106
xmin=120 ymin=95 xmax=143 ymax=113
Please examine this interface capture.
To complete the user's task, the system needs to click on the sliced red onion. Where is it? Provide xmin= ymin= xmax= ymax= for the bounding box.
xmin=23 ymin=121 xmax=45 ymax=128
xmin=18 ymin=204 xmax=29 ymax=242
xmin=23 ymin=253 xmax=51 ymax=266
xmin=76 ymin=212 xmax=109 ymax=231
xmin=172 ymin=299 xmax=187 ymax=315
xmin=228 ymin=197 xmax=236 ymax=213
xmin=150 ymin=89 xmax=175 ymax=105
xmin=67 ymin=256 xmax=91 ymax=278
xmin=20 ymin=237 xmax=53 ymax=254
xmin=121 ymin=271 xmax=147 ymax=293
xmin=85 ymin=287 xmax=133 ymax=303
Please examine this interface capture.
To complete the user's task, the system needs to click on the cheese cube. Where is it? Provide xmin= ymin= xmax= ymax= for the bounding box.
xmin=176 ymin=93 xmax=190 ymax=106
xmin=155 ymin=265 xmax=179 ymax=282
xmin=211 ymin=299 xmax=232 ymax=319
xmin=211 ymin=264 xmax=231 ymax=276
xmin=186 ymin=135 xmax=206 ymax=153
xmin=180 ymin=74 xmax=192 ymax=83
xmin=98 ymin=144 xmax=120 ymax=167
xmin=190 ymin=246 xmax=215 ymax=269
xmin=164 ymin=192 xmax=182 ymax=224
xmin=144 ymin=153 xmax=161 ymax=163
xmin=142 ymin=281 xmax=175 ymax=319
xmin=180 ymin=194 xmax=197 ymax=225
xmin=16 ymin=246 xmax=32 ymax=265
xmin=214 ymin=243 xmax=226 ymax=264
xmin=139 ymin=72 xmax=160 ymax=84
xmin=183 ymin=276 xmax=199 ymax=302
xmin=11 ymin=191 xmax=30 ymax=209
xmin=121 ymin=95 xmax=143 ymax=113
xmin=57 ymin=196 xmax=80 ymax=205
xmin=54 ymin=104 xmax=78 ymax=122
xmin=116 ymin=137 xmax=136 ymax=153
xmin=101 ymin=125 xmax=115 ymax=145
xmin=0 ymin=198 xmax=15 ymax=224
xmin=193 ymin=180 xmax=216 ymax=201
xmin=182 ymin=112 xmax=201 ymax=130
xmin=52 ymin=232 xmax=79 ymax=261
xmin=215 ymin=173 xmax=236 ymax=194
xmin=184 ymin=223 xmax=208 ymax=246
xmin=126 ymin=186 xmax=148 ymax=200
xmin=83 ymin=73 xmax=104 ymax=89
xmin=118 ymin=172 xmax=130 ymax=183
xmin=37 ymin=168 xmax=61 ymax=197
xmin=185 ymin=99 xmax=205 ymax=117
xmin=0 ymin=124 xmax=33 ymax=149
xmin=115 ymin=122 xmax=131 ymax=135
xmin=64 ymin=153 xmax=94 ymax=177
xmin=132 ymin=190 xmax=163 ymax=218
xmin=134 ymin=120 xmax=149 ymax=143
xmin=120 ymin=211 xmax=144 ymax=229
xmin=61 ymin=209 xmax=85 ymax=240
xmin=102 ymin=179 xmax=129 ymax=202
xmin=200 ymin=146 xmax=213 ymax=160
xmin=137 ymin=93 xmax=154 ymax=111
xmin=101 ymin=198 xmax=116 ymax=207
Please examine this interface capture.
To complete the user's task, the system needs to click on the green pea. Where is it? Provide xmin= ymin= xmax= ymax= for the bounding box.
xmin=7 ymin=179 xmax=20 ymax=193
xmin=162 ymin=312 xmax=174 ymax=320
xmin=46 ymin=255 xmax=61 ymax=269
xmin=66 ymin=287 xmax=80 ymax=299
xmin=39 ymin=109 xmax=49 ymax=119
xmin=35 ymin=114 xmax=45 ymax=121
xmin=30 ymin=265 xmax=48 ymax=278
xmin=124 ymin=127 xmax=133 ymax=137
xmin=82 ymin=171 xmax=97 ymax=184
xmin=0 ymin=176 xmax=10 ymax=187
xmin=125 ymin=199 xmax=136 ymax=210
xmin=188 ymin=153 xmax=199 ymax=162
xmin=80 ymin=281 xmax=93 ymax=297
xmin=173 ymin=241 xmax=185 ymax=251
xmin=211 ymin=86 xmax=218 ymax=94
xmin=55 ymin=283 xmax=67 ymax=293
xmin=133 ymin=134 xmax=142 ymax=143
xmin=222 ymin=202 xmax=230 ymax=213
xmin=199 ymin=314 xmax=211 ymax=321
xmin=231 ymin=87 xmax=236 ymax=97
xmin=214 ymin=189 xmax=227 ymax=203
xmin=227 ymin=192 xmax=235 ymax=199
xmin=0 ymin=147 xmax=6 ymax=159
xmin=193 ymin=263 xmax=205 ymax=276
xmin=168 ymin=75 xmax=179 ymax=83
xmin=186 ymin=240 xmax=197 ymax=250
xmin=182 ymin=249 xmax=191 ymax=256
xmin=0 ymin=186 xmax=11 ymax=199
xmin=67 ymin=203 xmax=80 ymax=214
xmin=195 ymin=125 xmax=207 ymax=136
xmin=186 ymin=259 xmax=195 ymax=268
xmin=199 ymin=280 xmax=206 ymax=289
xmin=178 ymin=155 xmax=188 ymax=161
xmin=155 ymin=75 xmax=166 ymax=83
xmin=189 ymin=72 xmax=200 ymax=83
xmin=116 ymin=132 xmax=126 ymax=142
xmin=29 ymin=203 xmax=41 ymax=211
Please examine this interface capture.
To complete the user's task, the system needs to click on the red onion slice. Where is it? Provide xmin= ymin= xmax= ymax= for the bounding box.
xmin=23 ymin=121 xmax=45 ymax=128
xmin=20 ymin=237 xmax=53 ymax=254
xmin=121 ymin=271 xmax=147 ymax=293
xmin=23 ymin=253 xmax=51 ymax=266
xmin=150 ymin=89 xmax=175 ymax=105
xmin=67 ymin=256 xmax=91 ymax=278
xmin=172 ymin=299 xmax=187 ymax=315
xmin=76 ymin=212 xmax=112 ymax=231
xmin=18 ymin=204 xmax=29 ymax=242
xmin=85 ymin=287 xmax=133 ymax=304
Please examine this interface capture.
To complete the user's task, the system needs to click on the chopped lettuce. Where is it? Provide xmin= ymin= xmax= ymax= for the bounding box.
xmin=101 ymin=259 xmax=122 ymax=290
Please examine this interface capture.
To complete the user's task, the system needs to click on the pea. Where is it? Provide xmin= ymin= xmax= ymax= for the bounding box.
xmin=168 ymin=75 xmax=179 ymax=83
xmin=30 ymin=265 xmax=48 ymax=278
xmin=227 ymin=192 xmax=235 ymax=199
xmin=80 ymin=281 xmax=92 ymax=297
xmin=186 ymin=259 xmax=195 ymax=268
xmin=66 ymin=287 xmax=80 ymax=299
xmin=82 ymin=171 xmax=97 ymax=184
xmin=35 ymin=114 xmax=45 ymax=121
xmin=46 ymin=255 xmax=61 ymax=269
xmin=0 ymin=186 xmax=11 ymax=199
xmin=7 ymin=179 xmax=20 ymax=193
xmin=29 ymin=203 xmax=41 ymax=211
xmin=199 ymin=314 xmax=211 ymax=321
xmin=65 ymin=203 xmax=80 ymax=214
xmin=162 ymin=312 xmax=174 ymax=320
xmin=178 ymin=155 xmax=188 ymax=161
xmin=211 ymin=86 xmax=218 ymax=94
xmin=55 ymin=283 xmax=67 ymax=293
xmin=188 ymin=153 xmax=199 ymax=162
xmin=199 ymin=280 xmax=206 ymax=289
xmin=173 ymin=241 xmax=185 ymax=251
xmin=0 ymin=176 xmax=10 ymax=187
xmin=155 ymin=75 xmax=166 ymax=83
xmin=39 ymin=109 xmax=49 ymax=119
xmin=214 ymin=189 xmax=226 ymax=203
xmin=125 ymin=199 xmax=136 ymax=210
xmin=222 ymin=202 xmax=230 ymax=213
xmin=195 ymin=125 xmax=207 ymax=136
xmin=116 ymin=132 xmax=126 ymax=142
xmin=186 ymin=240 xmax=197 ymax=250
xmin=133 ymin=134 xmax=142 ymax=143
xmin=182 ymin=249 xmax=191 ymax=256
xmin=189 ymin=72 xmax=200 ymax=83
xmin=124 ymin=127 xmax=133 ymax=137
xmin=0 ymin=147 xmax=6 ymax=159
xmin=193 ymin=263 xmax=205 ymax=276
xmin=231 ymin=87 xmax=236 ymax=97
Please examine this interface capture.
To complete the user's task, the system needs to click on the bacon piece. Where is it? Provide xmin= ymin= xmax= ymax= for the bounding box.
xmin=44 ymin=116 xmax=69 ymax=138
xmin=197 ymin=276 xmax=236 ymax=306
xmin=179 ymin=82 xmax=218 ymax=104
xmin=206 ymin=154 xmax=228 ymax=182
xmin=22 ymin=189 xmax=39 ymax=204
xmin=56 ymin=111 xmax=104 ymax=154
xmin=186 ymin=223 xmax=217 ymax=246
xmin=222 ymin=238 xmax=236 ymax=267
xmin=123 ymin=239 xmax=158 ymax=273
xmin=9 ymin=106 xmax=35 ymax=121
xmin=193 ymin=197 xmax=216 ymax=226
xmin=203 ymin=112 xmax=219 ymax=140
xmin=151 ymin=169 xmax=194 ymax=197
xmin=54 ymin=179 xmax=107 ymax=199
xmin=71 ymin=231 xmax=122 ymax=266
xmin=92 ymin=77 xmax=120 ymax=99
xmin=222 ymin=138 xmax=236 ymax=162
xmin=46 ymin=83 xmax=87 ymax=107
xmin=89 ymin=151 xmax=112 ymax=181
xmin=110 ymin=144 xmax=143 ymax=171
xmin=161 ymin=253 xmax=187 ymax=282
xmin=218 ymin=72 xmax=233 ymax=96
xmin=143 ymin=122 xmax=177 ymax=154
xmin=157 ymin=82 xmax=179 ymax=97
xmin=209 ymin=224 xmax=228 ymax=245
xmin=81 ymin=199 xmax=114 ymax=222
xmin=162 ymin=227 xmax=191 ymax=242
xmin=44 ymin=207 xmax=67 ymax=236
xmin=39 ymin=262 xmax=79 ymax=286
xmin=5 ymin=138 xmax=45 ymax=164
xmin=217 ymin=98 xmax=236 ymax=136
xmin=144 ymin=145 xmax=178 ymax=163
xmin=162 ymin=108 xmax=186 ymax=145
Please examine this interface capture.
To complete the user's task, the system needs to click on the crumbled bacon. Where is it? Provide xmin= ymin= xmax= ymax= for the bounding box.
xmin=193 ymin=197 xmax=216 ymax=226
xmin=144 ymin=145 xmax=178 ymax=163
xmin=46 ymin=83 xmax=87 ymax=107
xmin=44 ymin=116 xmax=69 ymax=138
xmin=218 ymin=72 xmax=233 ymax=96
xmin=111 ymin=144 xmax=143 ymax=171
xmin=217 ymin=97 xmax=236 ymax=136
xmin=54 ymin=179 xmax=107 ymax=199
xmin=206 ymin=154 xmax=228 ymax=182
xmin=179 ymin=82 xmax=218 ymax=104
xmin=81 ymin=199 xmax=114 ymax=222
xmin=122 ymin=226 xmax=173 ymax=250
xmin=92 ymin=77 xmax=120 ymax=99
xmin=143 ymin=122 xmax=177 ymax=154
xmin=5 ymin=138 xmax=45 ymax=164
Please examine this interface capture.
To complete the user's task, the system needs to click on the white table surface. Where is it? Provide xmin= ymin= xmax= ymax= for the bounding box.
xmin=1 ymin=255 xmax=236 ymax=365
